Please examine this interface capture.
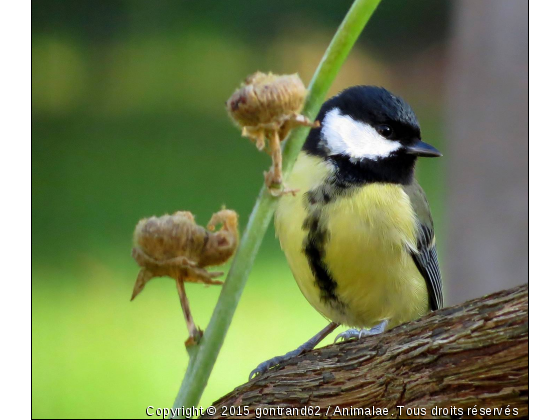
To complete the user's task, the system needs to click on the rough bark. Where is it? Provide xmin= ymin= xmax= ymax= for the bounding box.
xmin=203 ymin=284 xmax=528 ymax=419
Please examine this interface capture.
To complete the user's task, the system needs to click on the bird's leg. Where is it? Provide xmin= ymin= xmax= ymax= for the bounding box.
xmin=175 ymin=277 xmax=203 ymax=347
xmin=334 ymin=319 xmax=389 ymax=342
xmin=249 ymin=321 xmax=339 ymax=380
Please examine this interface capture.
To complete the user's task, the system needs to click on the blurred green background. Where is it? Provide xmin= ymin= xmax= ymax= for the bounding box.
xmin=33 ymin=1 xmax=528 ymax=418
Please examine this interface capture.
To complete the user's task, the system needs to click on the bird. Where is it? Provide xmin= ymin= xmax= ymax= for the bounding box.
xmin=250 ymin=85 xmax=443 ymax=378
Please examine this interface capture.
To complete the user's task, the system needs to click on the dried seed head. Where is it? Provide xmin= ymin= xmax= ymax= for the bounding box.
xmin=133 ymin=211 xmax=206 ymax=265
xmin=226 ymin=71 xmax=318 ymax=195
xmin=132 ymin=209 xmax=239 ymax=270
xmin=226 ymin=71 xmax=307 ymax=128
xmin=130 ymin=209 xmax=239 ymax=347
xmin=130 ymin=209 xmax=239 ymax=302
xmin=200 ymin=209 xmax=239 ymax=267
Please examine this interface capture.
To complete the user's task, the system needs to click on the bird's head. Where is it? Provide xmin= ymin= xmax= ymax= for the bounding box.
xmin=303 ymin=86 xmax=441 ymax=184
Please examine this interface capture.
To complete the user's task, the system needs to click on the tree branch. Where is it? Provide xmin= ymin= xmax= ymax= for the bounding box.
xmin=204 ymin=284 xmax=528 ymax=419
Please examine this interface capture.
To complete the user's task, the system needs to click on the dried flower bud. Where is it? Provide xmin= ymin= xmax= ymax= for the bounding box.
xmin=132 ymin=210 xmax=238 ymax=270
xmin=226 ymin=72 xmax=319 ymax=195
xmin=227 ymin=72 xmax=307 ymax=128
xmin=130 ymin=209 xmax=239 ymax=346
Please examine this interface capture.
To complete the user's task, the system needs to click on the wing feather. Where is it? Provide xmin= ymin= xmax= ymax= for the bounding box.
xmin=404 ymin=180 xmax=444 ymax=311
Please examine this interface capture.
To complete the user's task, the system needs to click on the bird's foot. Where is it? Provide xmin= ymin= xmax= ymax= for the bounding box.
xmin=334 ymin=320 xmax=388 ymax=343
xmin=249 ymin=347 xmax=306 ymax=380
xmin=249 ymin=322 xmax=338 ymax=380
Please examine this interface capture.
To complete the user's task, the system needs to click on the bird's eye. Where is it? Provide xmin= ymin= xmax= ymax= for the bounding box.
xmin=376 ymin=125 xmax=393 ymax=138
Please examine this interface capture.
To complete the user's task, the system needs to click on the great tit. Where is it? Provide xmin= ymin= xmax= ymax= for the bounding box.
xmin=250 ymin=85 xmax=443 ymax=378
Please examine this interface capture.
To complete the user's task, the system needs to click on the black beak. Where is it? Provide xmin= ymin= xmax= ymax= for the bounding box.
xmin=405 ymin=140 xmax=442 ymax=157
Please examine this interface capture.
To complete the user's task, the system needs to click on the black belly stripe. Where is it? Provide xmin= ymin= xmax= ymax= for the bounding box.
xmin=302 ymin=186 xmax=345 ymax=308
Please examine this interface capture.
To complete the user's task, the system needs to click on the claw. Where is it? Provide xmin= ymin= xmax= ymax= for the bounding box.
xmin=248 ymin=346 xmax=315 ymax=380
xmin=249 ymin=322 xmax=339 ymax=380
xmin=334 ymin=328 xmax=360 ymax=343
xmin=249 ymin=366 xmax=264 ymax=381
xmin=249 ymin=356 xmax=284 ymax=380
xmin=334 ymin=321 xmax=389 ymax=343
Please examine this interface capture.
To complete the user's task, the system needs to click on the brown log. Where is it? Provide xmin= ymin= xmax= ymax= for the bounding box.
xmin=203 ymin=284 xmax=528 ymax=419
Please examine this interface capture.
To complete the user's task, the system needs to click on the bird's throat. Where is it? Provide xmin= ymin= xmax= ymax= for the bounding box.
xmin=329 ymin=154 xmax=417 ymax=188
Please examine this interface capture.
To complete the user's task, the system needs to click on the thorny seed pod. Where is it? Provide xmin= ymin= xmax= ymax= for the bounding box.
xmin=131 ymin=209 xmax=239 ymax=346
xmin=226 ymin=72 xmax=319 ymax=195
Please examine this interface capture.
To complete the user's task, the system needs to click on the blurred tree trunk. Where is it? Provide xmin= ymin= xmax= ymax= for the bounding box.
xmin=445 ymin=0 xmax=528 ymax=305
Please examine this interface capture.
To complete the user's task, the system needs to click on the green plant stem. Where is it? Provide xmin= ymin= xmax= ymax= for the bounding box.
xmin=171 ymin=0 xmax=382 ymax=413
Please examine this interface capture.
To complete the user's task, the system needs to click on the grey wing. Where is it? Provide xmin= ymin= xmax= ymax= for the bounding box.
xmin=411 ymin=224 xmax=444 ymax=311
xmin=403 ymin=180 xmax=444 ymax=311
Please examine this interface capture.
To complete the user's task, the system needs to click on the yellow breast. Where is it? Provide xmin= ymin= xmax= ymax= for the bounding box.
xmin=275 ymin=153 xmax=430 ymax=328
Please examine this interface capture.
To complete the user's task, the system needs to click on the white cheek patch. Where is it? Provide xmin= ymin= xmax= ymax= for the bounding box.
xmin=320 ymin=108 xmax=401 ymax=161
